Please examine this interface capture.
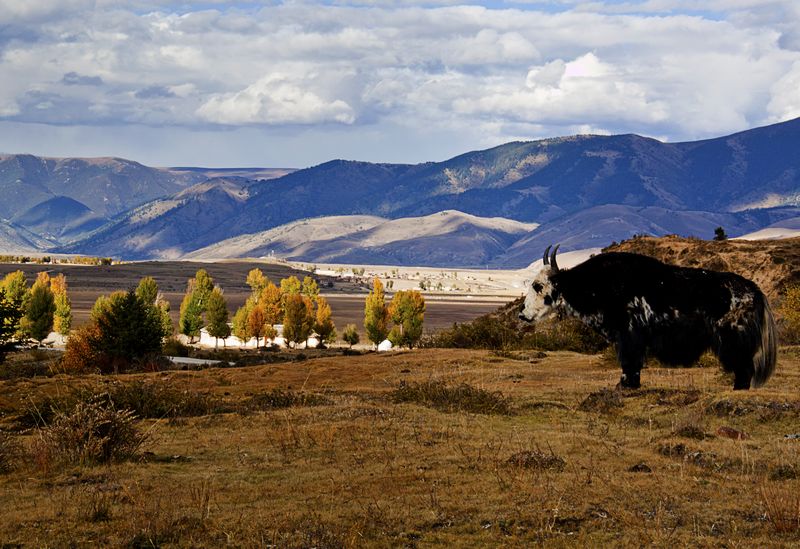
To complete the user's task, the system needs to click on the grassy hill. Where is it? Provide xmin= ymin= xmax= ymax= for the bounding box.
xmin=605 ymin=235 xmax=800 ymax=300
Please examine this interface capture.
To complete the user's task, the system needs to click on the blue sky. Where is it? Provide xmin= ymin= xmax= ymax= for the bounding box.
xmin=0 ymin=0 xmax=798 ymax=168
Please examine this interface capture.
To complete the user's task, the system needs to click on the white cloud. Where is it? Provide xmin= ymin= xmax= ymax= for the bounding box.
xmin=452 ymin=52 xmax=669 ymax=125
xmin=768 ymin=60 xmax=800 ymax=122
xmin=0 ymin=1 xmax=798 ymax=164
xmin=197 ymin=73 xmax=356 ymax=125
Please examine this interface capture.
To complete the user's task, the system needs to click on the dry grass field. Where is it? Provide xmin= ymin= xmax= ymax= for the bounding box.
xmin=2 ymin=347 xmax=800 ymax=547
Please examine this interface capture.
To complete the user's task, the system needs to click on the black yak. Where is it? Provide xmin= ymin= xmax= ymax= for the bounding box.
xmin=519 ymin=246 xmax=777 ymax=390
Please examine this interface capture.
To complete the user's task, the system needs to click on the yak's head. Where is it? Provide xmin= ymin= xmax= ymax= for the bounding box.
xmin=519 ymin=245 xmax=563 ymax=322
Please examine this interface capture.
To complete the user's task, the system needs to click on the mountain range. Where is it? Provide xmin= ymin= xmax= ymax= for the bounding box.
xmin=2 ymin=117 xmax=800 ymax=267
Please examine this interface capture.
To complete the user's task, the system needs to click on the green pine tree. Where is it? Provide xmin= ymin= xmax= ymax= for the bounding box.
xmin=94 ymin=290 xmax=165 ymax=373
xmin=206 ymin=287 xmax=231 ymax=348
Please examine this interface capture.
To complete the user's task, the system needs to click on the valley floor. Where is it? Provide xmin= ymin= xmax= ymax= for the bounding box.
xmin=2 ymin=348 xmax=800 ymax=546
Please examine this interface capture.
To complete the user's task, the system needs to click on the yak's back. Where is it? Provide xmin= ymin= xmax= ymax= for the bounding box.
xmin=556 ymin=252 xmax=752 ymax=318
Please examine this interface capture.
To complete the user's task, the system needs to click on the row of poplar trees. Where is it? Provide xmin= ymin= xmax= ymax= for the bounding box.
xmin=363 ymin=278 xmax=425 ymax=348
xmin=0 ymin=270 xmax=72 ymax=361
xmin=177 ymin=268 xmax=336 ymax=348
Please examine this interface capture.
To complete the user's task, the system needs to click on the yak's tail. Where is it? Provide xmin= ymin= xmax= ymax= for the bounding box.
xmin=751 ymin=295 xmax=777 ymax=388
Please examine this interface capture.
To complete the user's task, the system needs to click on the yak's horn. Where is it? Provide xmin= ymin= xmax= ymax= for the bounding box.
xmin=550 ymin=244 xmax=560 ymax=272
xmin=543 ymin=245 xmax=552 ymax=266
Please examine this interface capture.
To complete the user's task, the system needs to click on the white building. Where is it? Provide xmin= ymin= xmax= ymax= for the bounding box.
xmin=195 ymin=324 xmax=322 ymax=350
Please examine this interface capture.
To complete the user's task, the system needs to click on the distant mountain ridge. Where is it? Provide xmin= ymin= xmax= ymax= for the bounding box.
xmin=3 ymin=117 xmax=800 ymax=267
xmin=0 ymin=155 xmax=290 ymax=246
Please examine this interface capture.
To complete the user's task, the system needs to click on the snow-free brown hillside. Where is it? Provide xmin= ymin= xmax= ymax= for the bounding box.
xmin=186 ymin=210 xmax=538 ymax=267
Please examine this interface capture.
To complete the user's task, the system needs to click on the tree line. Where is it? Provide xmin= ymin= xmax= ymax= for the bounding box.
xmin=0 ymin=270 xmax=72 ymax=361
xmin=0 ymin=266 xmax=427 ymax=372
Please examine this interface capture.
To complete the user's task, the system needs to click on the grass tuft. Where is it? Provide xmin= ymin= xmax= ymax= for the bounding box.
xmin=391 ymin=381 xmax=513 ymax=415
xmin=32 ymin=396 xmax=149 ymax=468
xmin=0 ymin=431 xmax=22 ymax=473
xmin=762 ymin=483 xmax=800 ymax=533
xmin=507 ymin=448 xmax=566 ymax=471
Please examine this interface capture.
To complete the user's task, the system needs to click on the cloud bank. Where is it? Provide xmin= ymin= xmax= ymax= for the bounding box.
xmin=0 ymin=0 xmax=798 ymax=166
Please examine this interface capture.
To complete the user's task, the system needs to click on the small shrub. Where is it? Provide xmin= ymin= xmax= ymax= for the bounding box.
xmin=391 ymin=381 xmax=513 ymax=415
xmin=521 ymin=316 xmax=608 ymax=354
xmin=242 ymin=389 xmax=330 ymax=412
xmin=423 ymin=299 xmax=607 ymax=354
xmin=163 ymin=337 xmax=189 ymax=358
xmin=104 ymin=380 xmax=222 ymax=418
xmin=770 ymin=464 xmax=798 ymax=481
xmin=33 ymin=396 xmax=149 ymax=467
xmin=61 ymin=323 xmax=106 ymax=374
xmin=672 ymin=424 xmax=708 ymax=440
xmin=761 ymin=483 xmax=800 ymax=533
xmin=423 ymin=316 xmax=518 ymax=350
xmin=507 ymin=448 xmax=566 ymax=471
xmin=20 ymin=382 xmax=223 ymax=429
xmin=18 ymin=392 xmax=85 ymax=429
xmin=0 ymin=350 xmax=57 ymax=379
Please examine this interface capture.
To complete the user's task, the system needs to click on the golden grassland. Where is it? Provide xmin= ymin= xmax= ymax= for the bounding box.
xmin=2 ymin=347 xmax=800 ymax=547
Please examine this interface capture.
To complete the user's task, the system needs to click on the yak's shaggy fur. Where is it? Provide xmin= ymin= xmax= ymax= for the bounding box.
xmin=520 ymin=251 xmax=777 ymax=390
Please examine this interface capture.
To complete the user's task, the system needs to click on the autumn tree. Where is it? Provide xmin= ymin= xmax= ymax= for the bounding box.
xmin=364 ymin=278 xmax=389 ymax=346
xmin=387 ymin=290 xmax=425 ymax=348
xmin=261 ymin=281 xmax=283 ymax=327
xmin=135 ymin=276 xmax=172 ymax=338
xmin=157 ymin=298 xmax=173 ymax=337
xmin=232 ymin=300 xmax=253 ymax=342
xmin=192 ymin=269 xmax=215 ymax=309
xmin=179 ymin=292 xmax=203 ymax=343
xmin=135 ymin=276 xmax=159 ymax=306
xmin=206 ymin=287 xmax=231 ymax=348
xmin=247 ymin=303 xmax=268 ymax=348
xmin=24 ymin=272 xmax=55 ymax=344
xmin=50 ymin=274 xmax=72 ymax=336
xmin=314 ymin=296 xmax=336 ymax=346
xmin=280 ymin=276 xmax=301 ymax=300
xmin=342 ymin=324 xmax=359 ymax=348
xmin=302 ymin=276 xmax=319 ymax=301
xmin=178 ymin=269 xmax=215 ymax=343
xmin=246 ymin=268 xmax=268 ymax=297
xmin=0 ymin=289 xmax=15 ymax=363
xmin=283 ymin=293 xmax=314 ymax=347
xmin=0 ymin=271 xmax=28 ymax=338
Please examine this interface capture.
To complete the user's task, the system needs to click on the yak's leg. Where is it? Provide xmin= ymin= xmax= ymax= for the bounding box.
xmin=715 ymin=327 xmax=755 ymax=390
xmin=616 ymin=332 xmax=645 ymax=389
